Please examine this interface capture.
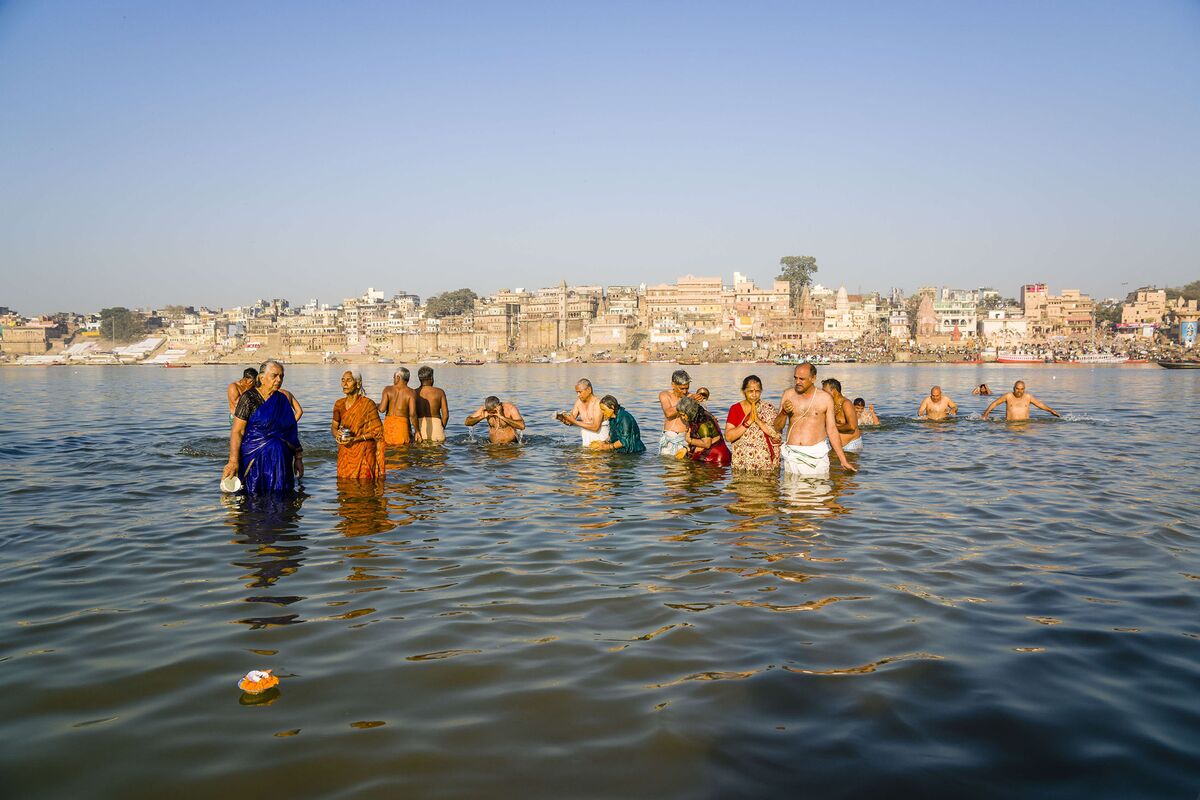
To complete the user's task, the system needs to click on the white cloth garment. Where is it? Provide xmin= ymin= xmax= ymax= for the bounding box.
xmin=658 ymin=430 xmax=687 ymax=457
xmin=580 ymin=420 xmax=610 ymax=447
xmin=781 ymin=440 xmax=831 ymax=476
xmin=842 ymin=436 xmax=863 ymax=453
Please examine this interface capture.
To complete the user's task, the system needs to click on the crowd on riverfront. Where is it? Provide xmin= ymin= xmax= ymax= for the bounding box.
xmin=219 ymin=361 xmax=1061 ymax=496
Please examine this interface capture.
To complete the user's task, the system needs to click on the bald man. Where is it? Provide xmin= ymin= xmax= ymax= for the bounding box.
xmin=982 ymin=380 xmax=1060 ymax=421
xmin=918 ymin=386 xmax=957 ymax=421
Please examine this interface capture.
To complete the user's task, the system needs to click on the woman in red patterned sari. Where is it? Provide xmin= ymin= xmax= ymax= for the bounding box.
xmin=724 ymin=375 xmax=781 ymax=472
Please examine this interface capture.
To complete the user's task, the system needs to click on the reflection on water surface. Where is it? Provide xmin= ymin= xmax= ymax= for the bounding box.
xmin=1 ymin=364 xmax=1198 ymax=799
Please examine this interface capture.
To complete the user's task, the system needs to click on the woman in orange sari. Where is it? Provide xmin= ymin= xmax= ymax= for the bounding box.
xmin=331 ymin=371 xmax=386 ymax=480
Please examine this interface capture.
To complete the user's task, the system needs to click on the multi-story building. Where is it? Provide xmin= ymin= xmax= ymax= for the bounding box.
xmin=474 ymin=298 xmax=520 ymax=353
xmin=282 ymin=308 xmax=344 ymax=354
xmin=888 ymin=310 xmax=911 ymax=340
xmin=934 ymin=289 xmax=978 ymax=337
xmin=978 ymin=310 xmax=1028 ymax=344
xmin=1022 ymin=284 xmax=1094 ymax=338
xmin=822 ymin=286 xmax=876 ymax=340
xmin=517 ymin=281 xmax=599 ymax=350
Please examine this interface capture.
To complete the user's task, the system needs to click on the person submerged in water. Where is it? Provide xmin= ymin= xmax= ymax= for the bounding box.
xmin=227 ymin=367 xmax=258 ymax=425
xmin=981 ymin=380 xmax=1061 ymax=421
xmin=414 ymin=366 xmax=449 ymax=443
xmin=822 ymin=378 xmax=862 ymax=453
xmin=772 ymin=363 xmax=856 ymax=477
xmin=853 ymin=397 xmax=879 ymax=426
xmin=379 ymin=367 xmax=419 ymax=446
xmin=465 ymin=396 xmax=526 ymax=443
xmin=918 ymin=386 xmax=957 ymax=420
xmin=590 ymin=395 xmax=645 ymax=453
xmin=332 ymin=371 xmax=385 ymax=480
xmin=724 ymin=374 xmax=781 ymax=472
xmin=972 ymin=383 xmax=993 ymax=396
xmin=657 ymin=369 xmax=691 ymax=457
xmin=676 ymin=395 xmax=732 ymax=466
xmin=223 ymin=360 xmax=303 ymax=494
xmin=557 ymin=378 xmax=608 ymax=446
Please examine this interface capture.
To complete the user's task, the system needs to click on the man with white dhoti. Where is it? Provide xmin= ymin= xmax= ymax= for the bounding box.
xmin=772 ymin=363 xmax=857 ymax=478
xmin=657 ymin=369 xmax=691 ymax=457
xmin=557 ymin=378 xmax=608 ymax=446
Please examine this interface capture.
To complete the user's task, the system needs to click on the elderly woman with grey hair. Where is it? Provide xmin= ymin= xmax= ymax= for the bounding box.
xmin=676 ymin=395 xmax=732 ymax=466
xmin=332 ymin=370 xmax=385 ymax=480
xmin=222 ymin=359 xmax=304 ymax=494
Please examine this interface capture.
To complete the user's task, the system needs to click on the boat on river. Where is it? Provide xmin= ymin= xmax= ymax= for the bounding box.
xmin=774 ymin=354 xmax=829 ymax=366
xmin=996 ymin=351 xmax=1050 ymax=364
xmin=1068 ymin=352 xmax=1127 ymax=365
xmin=1156 ymin=360 xmax=1200 ymax=369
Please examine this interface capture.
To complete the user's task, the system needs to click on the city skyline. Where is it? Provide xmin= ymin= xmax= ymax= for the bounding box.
xmin=2 ymin=2 xmax=1198 ymax=312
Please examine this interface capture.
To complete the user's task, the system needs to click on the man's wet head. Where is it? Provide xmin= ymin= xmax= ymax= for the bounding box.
xmin=671 ymin=369 xmax=691 ymax=397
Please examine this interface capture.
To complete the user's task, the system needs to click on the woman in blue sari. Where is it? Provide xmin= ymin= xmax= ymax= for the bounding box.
xmin=223 ymin=360 xmax=304 ymax=494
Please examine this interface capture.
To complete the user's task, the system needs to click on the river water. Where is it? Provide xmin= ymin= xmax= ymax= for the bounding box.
xmin=1 ymin=364 xmax=1198 ymax=799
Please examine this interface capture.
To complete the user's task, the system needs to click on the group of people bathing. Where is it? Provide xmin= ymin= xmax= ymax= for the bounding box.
xmin=917 ymin=381 xmax=1060 ymax=421
xmin=220 ymin=360 xmax=1059 ymax=497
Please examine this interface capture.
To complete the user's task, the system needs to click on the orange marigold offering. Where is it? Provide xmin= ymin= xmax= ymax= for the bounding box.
xmin=238 ymin=669 xmax=279 ymax=694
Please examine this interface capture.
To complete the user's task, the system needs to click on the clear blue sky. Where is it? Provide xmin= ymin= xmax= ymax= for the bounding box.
xmin=2 ymin=0 xmax=1198 ymax=314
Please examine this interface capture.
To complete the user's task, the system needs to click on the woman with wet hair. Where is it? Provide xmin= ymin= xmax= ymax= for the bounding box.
xmin=676 ymin=395 xmax=731 ymax=466
xmin=592 ymin=395 xmax=645 ymax=454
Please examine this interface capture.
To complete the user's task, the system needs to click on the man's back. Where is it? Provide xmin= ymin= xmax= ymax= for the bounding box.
xmin=382 ymin=384 xmax=416 ymax=418
xmin=417 ymin=385 xmax=447 ymax=421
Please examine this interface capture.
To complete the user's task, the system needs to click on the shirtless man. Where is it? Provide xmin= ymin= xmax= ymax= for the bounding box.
xmin=414 ymin=366 xmax=449 ymax=442
xmin=557 ymin=378 xmax=607 ymax=446
xmin=379 ymin=367 xmax=420 ymax=446
xmin=227 ymin=368 xmax=257 ymax=424
xmin=918 ymin=386 xmax=957 ymax=420
xmin=657 ymin=369 xmax=691 ymax=456
xmin=822 ymin=378 xmax=862 ymax=453
xmin=465 ymin=396 xmax=526 ymax=444
xmin=772 ymin=363 xmax=856 ymax=476
xmin=982 ymin=380 xmax=1060 ymax=421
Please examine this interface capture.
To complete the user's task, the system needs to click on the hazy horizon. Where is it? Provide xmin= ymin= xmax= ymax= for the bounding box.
xmin=3 ymin=1 xmax=1198 ymax=314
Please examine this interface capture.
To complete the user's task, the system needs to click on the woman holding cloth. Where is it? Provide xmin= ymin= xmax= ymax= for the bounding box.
xmin=223 ymin=360 xmax=303 ymax=494
xmin=332 ymin=371 xmax=386 ymax=481
xmin=724 ymin=374 xmax=781 ymax=472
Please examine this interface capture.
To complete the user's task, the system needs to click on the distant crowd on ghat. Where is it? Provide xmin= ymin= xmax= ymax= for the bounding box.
xmin=220 ymin=361 xmax=1060 ymax=496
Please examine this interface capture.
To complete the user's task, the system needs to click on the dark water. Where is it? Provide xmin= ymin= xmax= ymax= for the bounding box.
xmin=2 ymin=364 xmax=1198 ymax=799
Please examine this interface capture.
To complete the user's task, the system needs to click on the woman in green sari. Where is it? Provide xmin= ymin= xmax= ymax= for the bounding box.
xmin=590 ymin=395 xmax=646 ymax=454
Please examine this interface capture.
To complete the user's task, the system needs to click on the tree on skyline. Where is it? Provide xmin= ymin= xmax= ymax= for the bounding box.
xmin=425 ymin=288 xmax=478 ymax=318
xmin=98 ymin=307 xmax=146 ymax=342
xmin=777 ymin=255 xmax=819 ymax=311
xmin=1166 ymin=279 xmax=1200 ymax=303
